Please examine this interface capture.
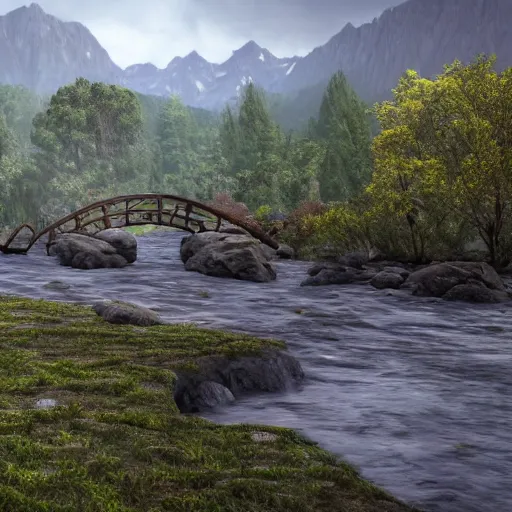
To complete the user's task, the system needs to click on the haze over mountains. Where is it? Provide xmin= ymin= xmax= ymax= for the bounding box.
xmin=0 ymin=0 xmax=511 ymax=110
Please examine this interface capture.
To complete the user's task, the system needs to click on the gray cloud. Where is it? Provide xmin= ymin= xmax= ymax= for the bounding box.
xmin=1 ymin=0 xmax=405 ymax=68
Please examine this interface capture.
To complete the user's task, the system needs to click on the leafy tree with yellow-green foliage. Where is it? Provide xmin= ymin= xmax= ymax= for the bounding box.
xmin=370 ymin=54 xmax=512 ymax=265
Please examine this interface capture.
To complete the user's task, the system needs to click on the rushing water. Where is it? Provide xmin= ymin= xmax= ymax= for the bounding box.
xmin=1 ymin=231 xmax=511 ymax=512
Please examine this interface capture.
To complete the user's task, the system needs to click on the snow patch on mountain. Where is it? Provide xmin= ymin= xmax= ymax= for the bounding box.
xmin=286 ymin=62 xmax=296 ymax=75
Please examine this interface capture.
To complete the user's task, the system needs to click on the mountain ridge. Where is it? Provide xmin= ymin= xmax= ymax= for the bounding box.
xmin=0 ymin=0 xmax=511 ymax=110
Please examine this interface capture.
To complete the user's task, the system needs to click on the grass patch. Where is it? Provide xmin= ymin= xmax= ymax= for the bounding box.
xmin=0 ymin=296 xmax=418 ymax=511
xmin=123 ymin=225 xmax=176 ymax=236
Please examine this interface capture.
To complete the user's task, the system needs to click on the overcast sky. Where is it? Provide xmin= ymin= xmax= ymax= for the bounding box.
xmin=1 ymin=0 xmax=406 ymax=68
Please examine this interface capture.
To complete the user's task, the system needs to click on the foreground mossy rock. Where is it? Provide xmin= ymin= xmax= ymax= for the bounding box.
xmin=0 ymin=295 xmax=419 ymax=512
xmin=174 ymin=349 xmax=304 ymax=412
xmin=93 ymin=300 xmax=163 ymax=326
xmin=49 ymin=230 xmax=137 ymax=269
xmin=181 ymin=232 xmax=277 ymax=282
xmin=402 ymin=261 xmax=510 ymax=302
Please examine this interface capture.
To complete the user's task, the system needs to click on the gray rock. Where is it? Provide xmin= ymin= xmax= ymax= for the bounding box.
xmin=403 ymin=261 xmax=508 ymax=302
xmin=49 ymin=233 xmax=128 ymax=270
xmin=382 ymin=266 xmax=411 ymax=279
xmin=251 ymin=431 xmax=278 ymax=442
xmin=371 ymin=271 xmax=405 ymax=290
xmin=93 ymin=301 xmax=163 ymax=326
xmin=260 ymin=244 xmax=277 ymax=261
xmin=301 ymin=268 xmax=355 ymax=286
xmin=403 ymin=263 xmax=476 ymax=297
xmin=95 ymin=229 xmax=137 ymax=263
xmin=307 ymin=262 xmax=344 ymax=277
xmin=443 ymin=284 xmax=510 ymax=303
xmin=71 ymin=251 xmax=127 ymax=270
xmin=194 ymin=381 xmax=235 ymax=409
xmin=35 ymin=399 xmax=57 ymax=409
xmin=181 ymin=233 xmax=276 ymax=282
xmin=220 ymin=226 xmax=249 ymax=235
xmin=339 ymin=251 xmax=368 ymax=270
xmin=276 ymin=244 xmax=294 ymax=259
xmin=181 ymin=232 xmax=258 ymax=262
xmin=174 ymin=349 xmax=304 ymax=413
xmin=448 ymin=262 xmax=506 ymax=291
xmin=301 ymin=266 xmax=375 ymax=287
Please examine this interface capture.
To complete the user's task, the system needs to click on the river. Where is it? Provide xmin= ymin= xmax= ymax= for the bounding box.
xmin=0 ymin=231 xmax=511 ymax=512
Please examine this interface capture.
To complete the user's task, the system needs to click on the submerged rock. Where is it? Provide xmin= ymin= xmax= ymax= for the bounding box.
xmin=174 ymin=349 xmax=304 ymax=413
xmin=180 ymin=232 xmax=277 ymax=283
xmin=93 ymin=300 xmax=163 ymax=326
xmin=43 ymin=281 xmax=71 ymax=290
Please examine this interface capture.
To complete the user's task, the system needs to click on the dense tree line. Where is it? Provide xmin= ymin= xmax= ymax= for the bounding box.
xmin=292 ymin=55 xmax=512 ymax=267
xmin=0 ymin=71 xmax=371 ymax=229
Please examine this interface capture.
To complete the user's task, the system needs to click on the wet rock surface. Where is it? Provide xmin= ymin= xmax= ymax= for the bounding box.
xmin=93 ymin=300 xmax=163 ymax=326
xmin=94 ymin=229 xmax=137 ymax=264
xmin=403 ymin=262 xmax=509 ymax=302
xmin=174 ymin=349 xmax=304 ymax=413
xmin=304 ymin=260 xmax=510 ymax=304
xmin=180 ymin=232 xmax=277 ymax=282
xmin=48 ymin=230 xmax=137 ymax=269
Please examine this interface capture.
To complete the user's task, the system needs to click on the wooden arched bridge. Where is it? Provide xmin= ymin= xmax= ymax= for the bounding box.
xmin=0 ymin=194 xmax=279 ymax=255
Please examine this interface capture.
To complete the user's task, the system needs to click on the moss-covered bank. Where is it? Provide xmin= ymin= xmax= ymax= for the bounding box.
xmin=0 ymin=296 xmax=418 ymax=511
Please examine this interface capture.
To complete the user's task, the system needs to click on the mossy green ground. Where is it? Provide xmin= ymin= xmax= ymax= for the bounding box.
xmin=123 ymin=225 xmax=175 ymax=236
xmin=0 ymin=296 xmax=418 ymax=512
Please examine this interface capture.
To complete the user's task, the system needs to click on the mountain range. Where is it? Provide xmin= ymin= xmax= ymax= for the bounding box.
xmin=0 ymin=0 xmax=511 ymax=111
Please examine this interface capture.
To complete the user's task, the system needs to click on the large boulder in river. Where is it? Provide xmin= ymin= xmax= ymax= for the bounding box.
xmin=180 ymin=232 xmax=276 ymax=282
xmin=94 ymin=229 xmax=137 ymax=263
xmin=49 ymin=233 xmax=129 ymax=270
xmin=402 ymin=262 xmax=509 ymax=302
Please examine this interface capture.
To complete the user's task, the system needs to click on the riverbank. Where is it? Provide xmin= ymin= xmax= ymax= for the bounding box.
xmin=0 ymin=295 xmax=417 ymax=512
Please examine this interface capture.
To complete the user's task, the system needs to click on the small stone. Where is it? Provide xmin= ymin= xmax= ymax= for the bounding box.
xmin=251 ymin=431 xmax=278 ymax=443
xmin=35 ymin=399 xmax=57 ymax=409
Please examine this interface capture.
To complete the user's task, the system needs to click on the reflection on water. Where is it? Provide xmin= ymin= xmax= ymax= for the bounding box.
xmin=1 ymin=231 xmax=511 ymax=512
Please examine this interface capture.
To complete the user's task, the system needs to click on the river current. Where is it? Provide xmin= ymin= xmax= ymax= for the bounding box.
xmin=1 ymin=231 xmax=511 ymax=512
